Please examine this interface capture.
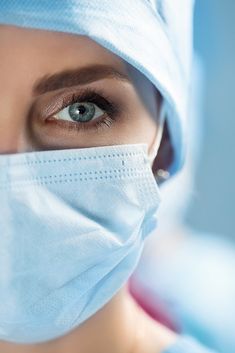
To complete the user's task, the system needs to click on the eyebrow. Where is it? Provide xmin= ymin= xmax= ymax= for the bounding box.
xmin=32 ymin=64 xmax=131 ymax=96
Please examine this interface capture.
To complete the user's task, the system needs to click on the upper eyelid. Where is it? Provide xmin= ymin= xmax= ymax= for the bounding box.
xmin=32 ymin=87 xmax=95 ymax=119
xmin=33 ymin=88 xmax=118 ymax=122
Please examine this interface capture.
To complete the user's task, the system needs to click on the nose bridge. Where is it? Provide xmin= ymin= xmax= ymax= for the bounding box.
xmin=0 ymin=91 xmax=27 ymax=154
xmin=0 ymin=27 xmax=35 ymax=154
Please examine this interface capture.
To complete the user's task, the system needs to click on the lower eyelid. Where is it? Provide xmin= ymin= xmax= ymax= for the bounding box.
xmin=44 ymin=114 xmax=116 ymax=133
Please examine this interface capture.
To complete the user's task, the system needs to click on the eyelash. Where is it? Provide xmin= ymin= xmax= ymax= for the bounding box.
xmin=46 ymin=88 xmax=120 ymax=133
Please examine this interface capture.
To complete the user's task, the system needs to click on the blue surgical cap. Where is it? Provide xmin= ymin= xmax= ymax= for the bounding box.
xmin=0 ymin=0 xmax=195 ymax=175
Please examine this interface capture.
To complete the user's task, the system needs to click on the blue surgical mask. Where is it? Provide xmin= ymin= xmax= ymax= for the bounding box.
xmin=0 ymin=143 xmax=161 ymax=344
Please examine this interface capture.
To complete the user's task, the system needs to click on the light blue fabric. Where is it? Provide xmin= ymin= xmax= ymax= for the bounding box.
xmin=0 ymin=143 xmax=161 ymax=344
xmin=0 ymin=0 xmax=195 ymax=175
xmin=163 ymin=335 xmax=218 ymax=353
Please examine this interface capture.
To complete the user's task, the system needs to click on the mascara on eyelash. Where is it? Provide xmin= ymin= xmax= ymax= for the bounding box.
xmin=60 ymin=89 xmax=119 ymax=117
xmin=41 ymin=86 xmax=122 ymax=134
xmin=43 ymin=89 xmax=120 ymax=133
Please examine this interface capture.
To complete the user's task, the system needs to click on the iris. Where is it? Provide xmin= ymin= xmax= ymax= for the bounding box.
xmin=68 ymin=102 xmax=95 ymax=122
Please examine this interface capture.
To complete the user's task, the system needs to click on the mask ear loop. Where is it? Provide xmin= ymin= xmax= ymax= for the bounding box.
xmin=147 ymin=100 xmax=170 ymax=184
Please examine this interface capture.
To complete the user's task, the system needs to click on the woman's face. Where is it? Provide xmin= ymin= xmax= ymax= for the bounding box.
xmin=0 ymin=25 xmax=161 ymax=155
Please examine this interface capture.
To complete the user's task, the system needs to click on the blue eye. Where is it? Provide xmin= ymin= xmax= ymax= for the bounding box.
xmin=54 ymin=101 xmax=105 ymax=123
xmin=45 ymin=89 xmax=121 ymax=133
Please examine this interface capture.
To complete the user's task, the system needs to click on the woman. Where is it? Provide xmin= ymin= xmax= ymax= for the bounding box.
xmin=0 ymin=1 xmax=217 ymax=353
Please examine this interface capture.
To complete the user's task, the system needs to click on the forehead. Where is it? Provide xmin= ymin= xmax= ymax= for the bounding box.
xmin=0 ymin=25 xmax=155 ymax=99
xmin=0 ymin=24 xmax=138 ymax=104
xmin=0 ymin=24 xmax=127 ymax=69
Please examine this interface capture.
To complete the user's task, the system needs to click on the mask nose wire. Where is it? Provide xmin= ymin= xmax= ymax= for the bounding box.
xmin=147 ymin=100 xmax=166 ymax=166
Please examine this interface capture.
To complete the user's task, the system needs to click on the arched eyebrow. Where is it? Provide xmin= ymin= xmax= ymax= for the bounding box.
xmin=32 ymin=64 xmax=131 ymax=96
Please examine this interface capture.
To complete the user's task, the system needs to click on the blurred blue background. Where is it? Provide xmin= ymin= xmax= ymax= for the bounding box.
xmin=131 ymin=3 xmax=235 ymax=352
xmin=185 ymin=0 xmax=235 ymax=238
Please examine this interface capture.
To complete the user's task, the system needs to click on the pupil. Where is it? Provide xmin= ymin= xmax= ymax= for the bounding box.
xmin=77 ymin=105 xmax=86 ymax=114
